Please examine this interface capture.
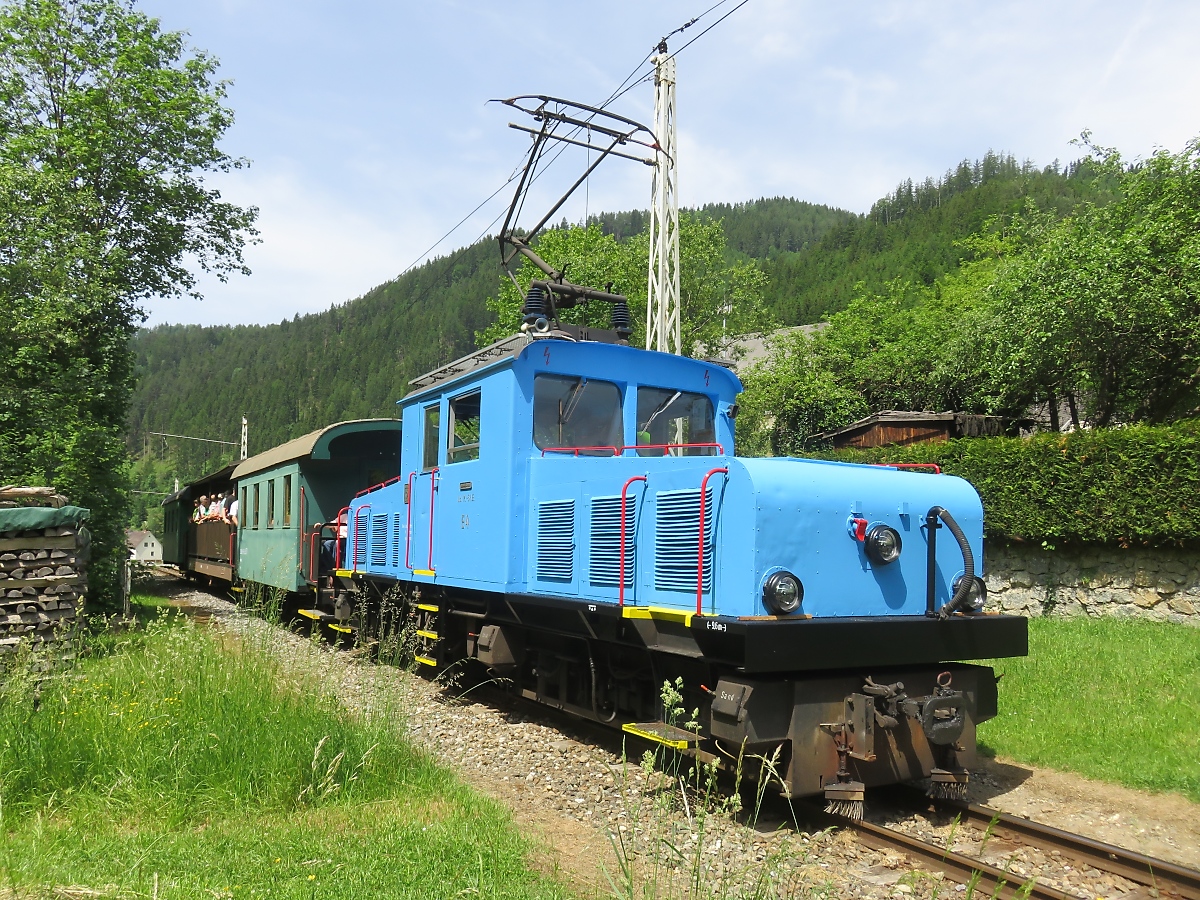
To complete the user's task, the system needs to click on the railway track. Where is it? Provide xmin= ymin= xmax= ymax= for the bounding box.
xmin=813 ymin=788 xmax=1200 ymax=900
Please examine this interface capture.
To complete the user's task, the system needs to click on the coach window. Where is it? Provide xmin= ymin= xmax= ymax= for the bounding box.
xmin=267 ymin=479 xmax=276 ymax=528
xmin=252 ymin=483 xmax=260 ymax=529
xmin=533 ymin=374 xmax=623 ymax=456
xmin=283 ymin=474 xmax=293 ymax=527
xmin=635 ymin=387 xmax=717 ymax=456
xmin=447 ymin=390 xmax=481 ymax=463
xmin=240 ymin=487 xmax=247 ymax=528
xmin=422 ymin=404 xmax=440 ymax=470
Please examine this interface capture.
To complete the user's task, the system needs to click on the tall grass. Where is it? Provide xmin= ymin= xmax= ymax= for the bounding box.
xmin=980 ymin=617 xmax=1200 ymax=800
xmin=0 ymin=611 xmax=571 ymax=900
xmin=0 ymin=615 xmax=426 ymax=819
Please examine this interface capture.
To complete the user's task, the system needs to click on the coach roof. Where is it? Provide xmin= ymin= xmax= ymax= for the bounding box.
xmin=231 ymin=419 xmax=402 ymax=480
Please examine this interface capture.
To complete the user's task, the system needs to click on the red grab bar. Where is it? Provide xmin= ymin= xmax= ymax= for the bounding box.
xmin=404 ymin=471 xmax=416 ymax=570
xmin=540 ymin=446 xmax=620 ymax=457
xmin=618 ymin=475 xmax=647 ymax=607
xmin=626 ymin=442 xmax=725 ymax=456
xmin=696 ymin=468 xmax=729 ymax=615
xmin=333 ymin=506 xmax=349 ymax=570
xmin=351 ymin=504 xmax=372 ymax=572
xmin=426 ymin=468 xmax=439 ymax=572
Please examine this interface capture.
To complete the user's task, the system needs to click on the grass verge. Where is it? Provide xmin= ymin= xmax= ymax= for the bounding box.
xmin=979 ymin=617 xmax=1200 ymax=801
xmin=0 ymin=602 xmax=571 ymax=899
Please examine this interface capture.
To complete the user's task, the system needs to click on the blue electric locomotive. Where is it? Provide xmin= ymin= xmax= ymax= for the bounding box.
xmin=316 ymin=326 xmax=1026 ymax=811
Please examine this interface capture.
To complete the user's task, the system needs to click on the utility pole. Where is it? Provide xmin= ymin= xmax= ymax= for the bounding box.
xmin=646 ymin=41 xmax=680 ymax=356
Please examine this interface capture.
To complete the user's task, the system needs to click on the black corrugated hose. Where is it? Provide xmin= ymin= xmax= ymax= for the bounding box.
xmin=930 ymin=506 xmax=975 ymax=618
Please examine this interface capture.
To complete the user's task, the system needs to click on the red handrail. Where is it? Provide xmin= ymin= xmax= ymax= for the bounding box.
xmin=333 ymin=506 xmax=349 ymax=570
xmin=228 ymin=531 xmax=236 ymax=573
xmin=540 ymin=446 xmax=620 ymax=457
xmin=355 ymin=474 xmax=405 ymax=498
xmin=539 ymin=442 xmax=725 ymax=457
xmin=696 ymin=468 xmax=729 ymax=615
xmin=426 ymin=468 xmax=439 ymax=572
xmin=627 ymin=442 xmax=725 ymax=456
xmin=351 ymin=504 xmax=372 ymax=572
xmin=872 ymin=462 xmax=943 ymax=474
xmin=618 ymin=475 xmax=647 ymax=607
xmin=404 ymin=471 xmax=416 ymax=570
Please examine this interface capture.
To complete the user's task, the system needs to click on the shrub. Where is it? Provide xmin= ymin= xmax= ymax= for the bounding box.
xmin=814 ymin=420 xmax=1200 ymax=547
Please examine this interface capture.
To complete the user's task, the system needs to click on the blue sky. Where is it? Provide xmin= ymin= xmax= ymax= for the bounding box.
xmin=138 ymin=0 xmax=1200 ymax=328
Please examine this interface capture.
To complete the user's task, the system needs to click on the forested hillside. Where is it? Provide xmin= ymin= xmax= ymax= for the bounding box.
xmin=129 ymin=159 xmax=1098 ymax=523
xmin=760 ymin=153 xmax=1102 ymax=322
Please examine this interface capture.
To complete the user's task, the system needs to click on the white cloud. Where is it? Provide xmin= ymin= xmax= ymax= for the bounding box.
xmin=145 ymin=164 xmax=437 ymax=327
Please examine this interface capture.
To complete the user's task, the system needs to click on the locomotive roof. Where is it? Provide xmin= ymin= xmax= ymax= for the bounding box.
xmin=406 ymin=333 xmax=532 ymax=397
xmin=231 ymin=418 xmax=402 ymax=480
xmin=405 ymin=333 xmax=743 ymax=402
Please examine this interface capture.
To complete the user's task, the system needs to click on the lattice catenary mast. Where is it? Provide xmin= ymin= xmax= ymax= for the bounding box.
xmin=646 ymin=42 xmax=680 ymax=355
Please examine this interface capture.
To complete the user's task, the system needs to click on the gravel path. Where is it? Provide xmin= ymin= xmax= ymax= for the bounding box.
xmin=162 ymin=581 xmax=1200 ymax=900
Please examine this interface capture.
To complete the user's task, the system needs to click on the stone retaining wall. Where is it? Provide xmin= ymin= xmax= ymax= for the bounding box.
xmin=983 ymin=543 xmax=1200 ymax=624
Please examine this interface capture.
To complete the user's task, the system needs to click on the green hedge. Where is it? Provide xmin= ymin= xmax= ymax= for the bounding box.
xmin=812 ymin=420 xmax=1200 ymax=546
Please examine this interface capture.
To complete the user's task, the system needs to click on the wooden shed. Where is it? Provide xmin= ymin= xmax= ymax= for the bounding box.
xmin=815 ymin=411 xmax=1004 ymax=450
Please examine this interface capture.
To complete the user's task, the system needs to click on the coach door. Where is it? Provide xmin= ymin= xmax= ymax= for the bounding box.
xmin=407 ymin=402 xmax=440 ymax=576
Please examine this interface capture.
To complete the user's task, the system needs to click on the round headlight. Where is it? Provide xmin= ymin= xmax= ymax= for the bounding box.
xmin=763 ymin=571 xmax=803 ymax=615
xmin=864 ymin=524 xmax=903 ymax=566
xmin=951 ymin=574 xmax=988 ymax=612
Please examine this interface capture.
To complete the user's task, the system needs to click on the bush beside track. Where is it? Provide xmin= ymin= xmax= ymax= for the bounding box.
xmin=811 ymin=420 xmax=1200 ymax=547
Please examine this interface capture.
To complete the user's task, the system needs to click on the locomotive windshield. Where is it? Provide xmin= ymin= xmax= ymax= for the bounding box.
xmin=534 ymin=374 xmax=623 ymax=455
xmin=635 ymin=387 xmax=717 ymax=456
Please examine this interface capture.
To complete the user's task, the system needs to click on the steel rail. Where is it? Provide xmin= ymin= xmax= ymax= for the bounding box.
xmin=918 ymin=792 xmax=1200 ymax=900
xmin=845 ymin=815 xmax=1075 ymax=900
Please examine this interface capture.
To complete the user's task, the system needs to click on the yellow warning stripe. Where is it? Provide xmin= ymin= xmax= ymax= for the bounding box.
xmin=416 ymin=629 xmax=438 ymax=640
xmin=296 ymin=609 xmax=323 ymax=621
xmin=412 ymin=569 xmax=435 ymax=577
xmin=621 ymin=606 xmax=694 ymax=627
xmin=415 ymin=655 xmax=438 ymax=667
xmin=334 ymin=569 xmax=355 ymax=578
xmin=329 ymin=624 xmax=352 ymax=634
xmin=416 ymin=603 xmax=439 ymax=612
xmin=621 ymin=722 xmax=691 ymax=751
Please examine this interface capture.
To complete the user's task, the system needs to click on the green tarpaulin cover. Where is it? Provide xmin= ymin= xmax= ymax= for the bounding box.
xmin=0 ymin=505 xmax=90 ymax=533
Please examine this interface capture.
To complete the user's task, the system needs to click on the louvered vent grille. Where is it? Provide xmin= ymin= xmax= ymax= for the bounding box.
xmin=654 ymin=488 xmax=715 ymax=592
xmin=353 ymin=514 xmax=368 ymax=566
xmin=392 ymin=513 xmax=403 ymax=567
xmin=536 ymin=499 xmax=575 ymax=582
xmin=589 ymin=495 xmax=636 ymax=587
xmin=371 ymin=514 xmax=389 ymax=566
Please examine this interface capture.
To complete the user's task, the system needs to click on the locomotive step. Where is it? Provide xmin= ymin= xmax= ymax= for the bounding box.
xmin=414 ymin=654 xmax=438 ymax=667
xmin=622 ymin=721 xmax=701 ymax=751
xmin=297 ymin=608 xmax=355 ymax=633
xmin=416 ymin=629 xmax=438 ymax=640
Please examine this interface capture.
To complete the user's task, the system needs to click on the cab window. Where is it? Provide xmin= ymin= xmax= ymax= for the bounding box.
xmin=534 ymin=374 xmax=623 ymax=456
xmin=635 ymin=387 xmax=717 ymax=456
xmin=422 ymin=404 xmax=440 ymax=470
xmin=447 ymin=390 xmax=481 ymax=463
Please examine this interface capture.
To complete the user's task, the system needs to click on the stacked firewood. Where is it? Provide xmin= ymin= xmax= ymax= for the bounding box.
xmin=0 ymin=486 xmax=87 ymax=655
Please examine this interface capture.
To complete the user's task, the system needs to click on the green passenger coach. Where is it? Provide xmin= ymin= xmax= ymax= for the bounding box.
xmin=230 ymin=419 xmax=402 ymax=595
